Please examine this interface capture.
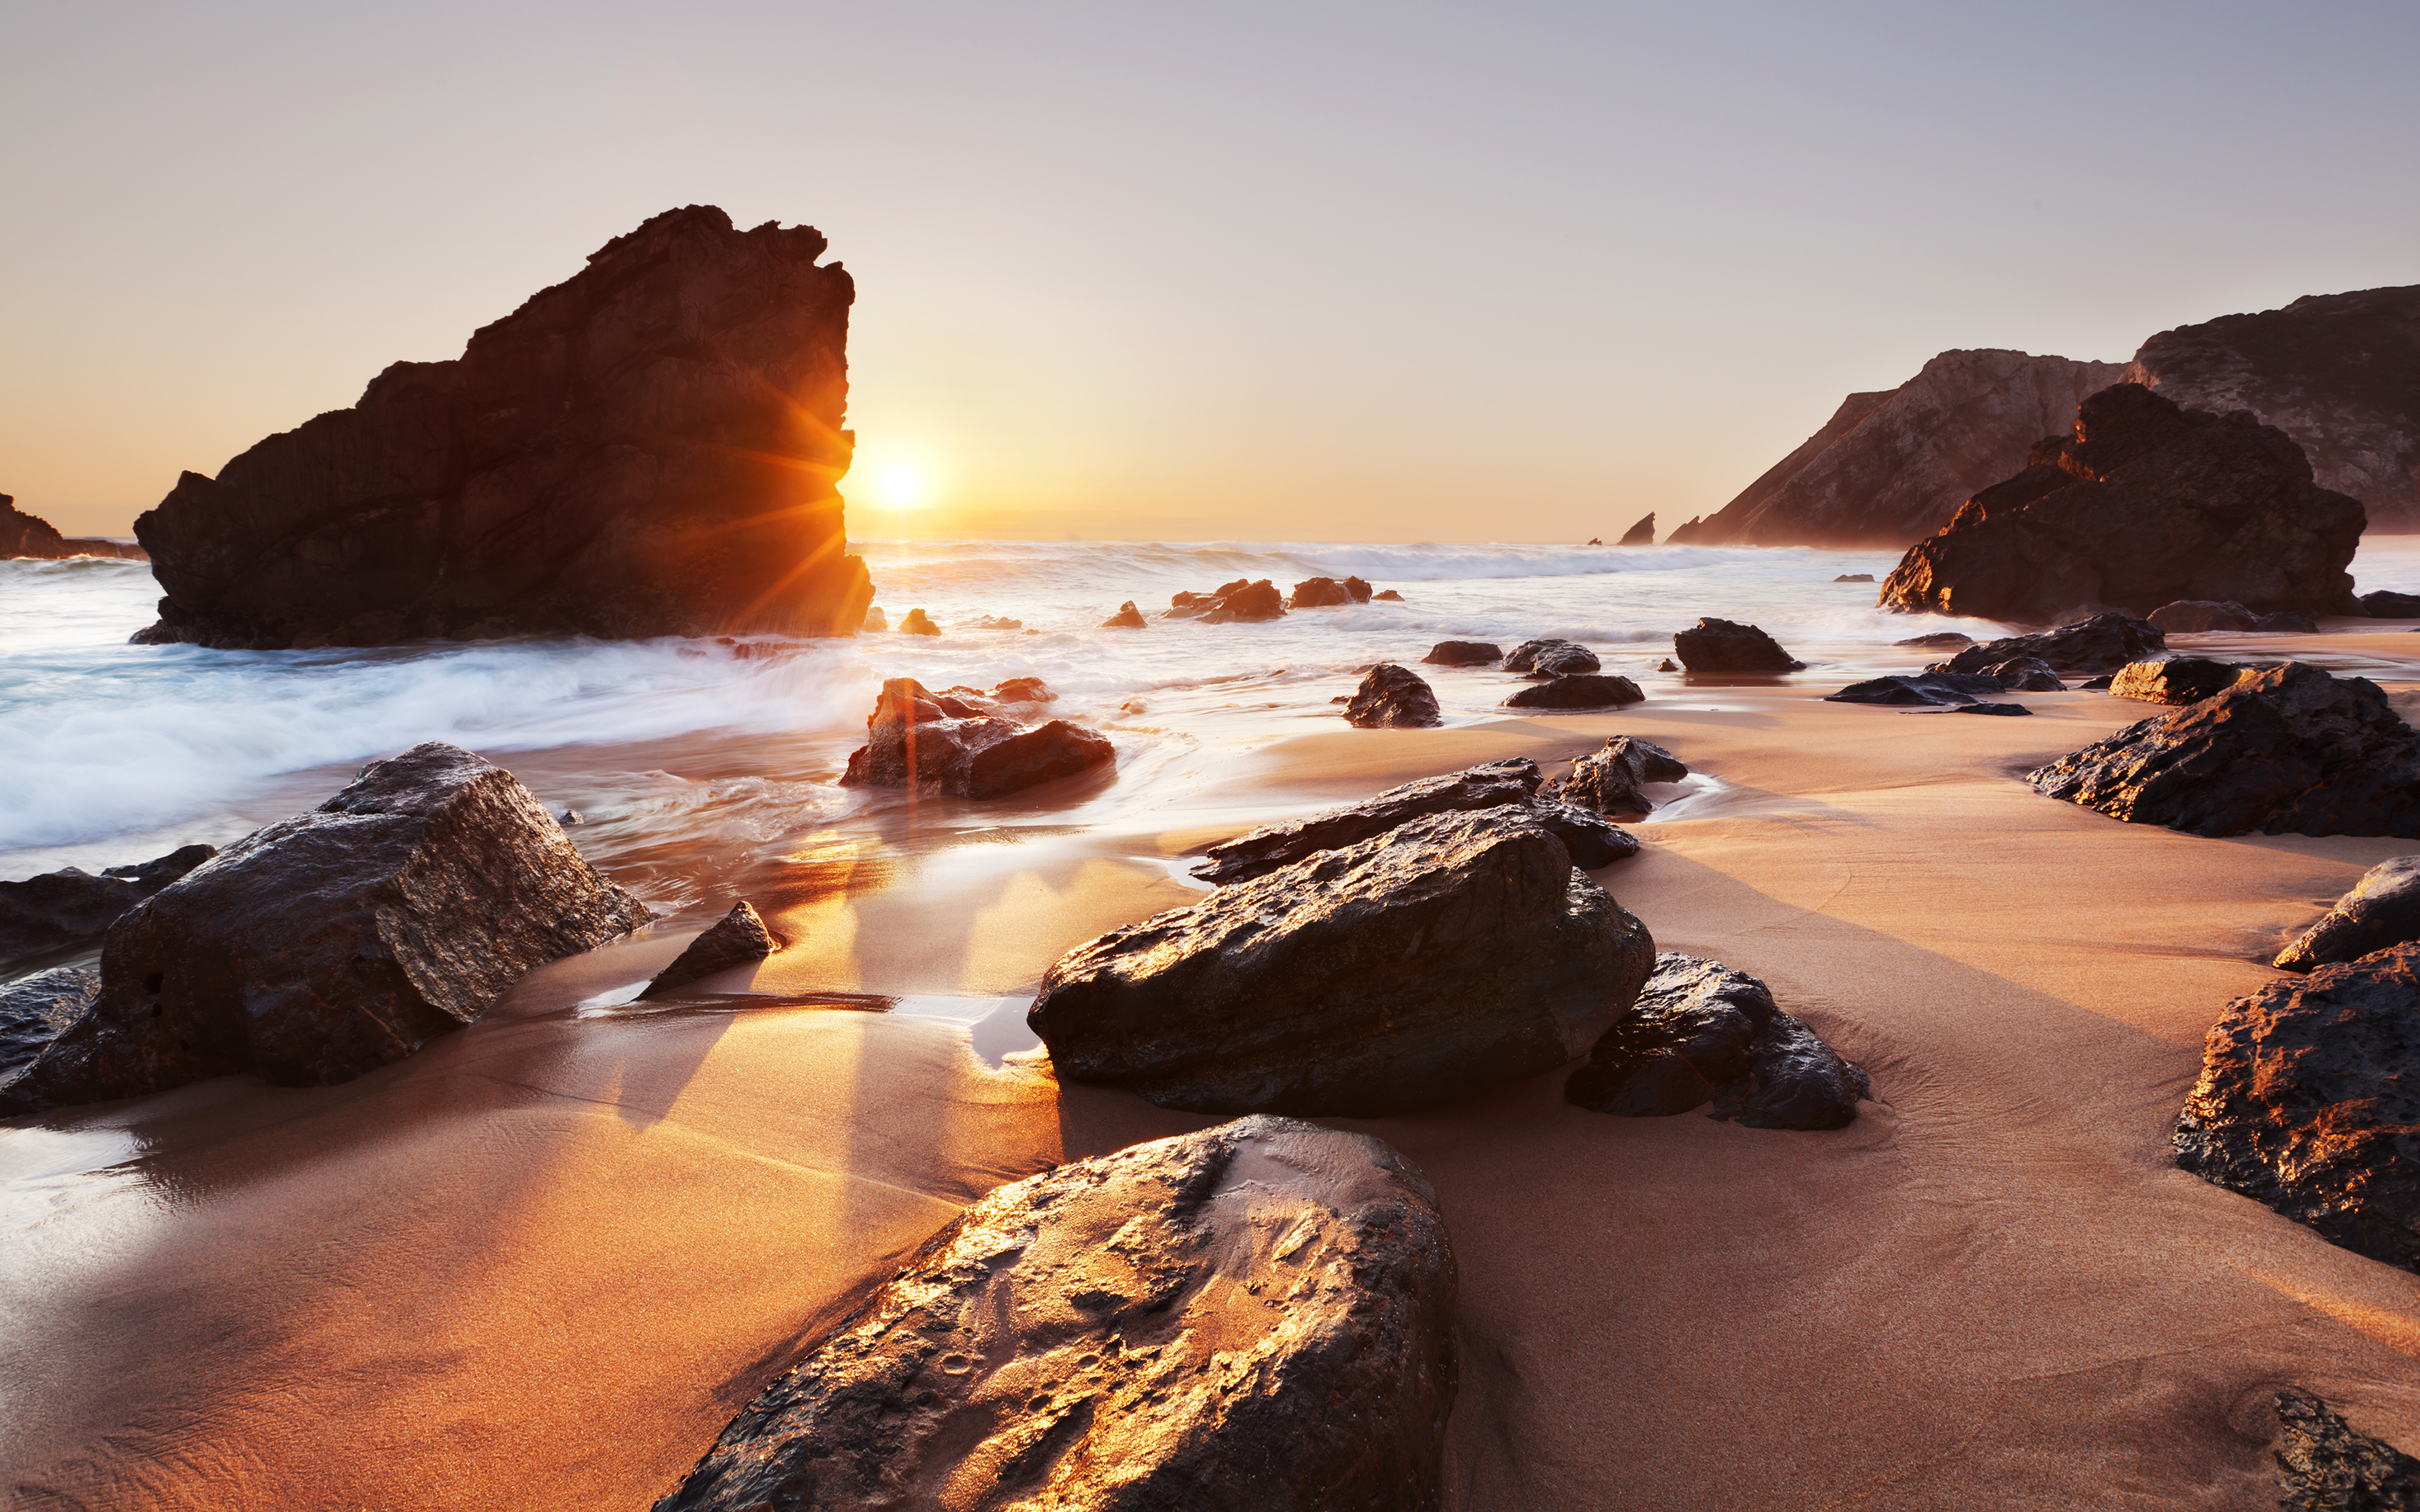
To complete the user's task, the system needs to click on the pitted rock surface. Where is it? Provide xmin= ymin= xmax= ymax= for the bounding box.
xmin=1565 ymin=953 xmax=1870 ymax=1130
xmin=1342 ymin=664 xmax=1442 ymax=728
xmin=2277 ymin=857 xmax=2420 ymax=972
xmin=2272 ymin=1388 xmax=2420 ymax=1511
xmin=840 ymin=678 xmax=1114 ymax=798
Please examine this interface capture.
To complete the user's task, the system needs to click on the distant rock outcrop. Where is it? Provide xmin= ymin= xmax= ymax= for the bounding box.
xmin=1879 ymin=385 xmax=2365 ymax=624
xmin=1683 ymin=350 xmax=2128 ymax=547
xmin=1618 ymin=512 xmax=1656 ymax=544
xmin=2126 ymin=284 xmax=2420 ymax=531
xmin=0 ymin=494 xmax=147 ymax=560
xmin=129 ymin=207 xmax=872 ymax=648
xmin=1166 ymin=579 xmax=1286 ymax=622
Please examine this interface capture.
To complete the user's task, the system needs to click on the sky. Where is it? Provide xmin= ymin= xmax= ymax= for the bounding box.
xmin=4 ymin=0 xmax=2416 ymax=542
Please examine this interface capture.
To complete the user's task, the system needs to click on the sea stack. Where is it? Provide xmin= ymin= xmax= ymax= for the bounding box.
xmin=129 ymin=206 xmax=873 ymax=648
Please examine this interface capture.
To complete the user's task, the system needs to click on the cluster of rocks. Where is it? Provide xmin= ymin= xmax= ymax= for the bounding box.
xmin=838 ymin=677 xmax=1113 ymax=799
xmin=0 ymin=494 xmax=147 ymax=560
xmin=1143 ymin=575 xmax=1403 ymax=628
xmin=1405 ymin=637 xmax=1644 ymax=710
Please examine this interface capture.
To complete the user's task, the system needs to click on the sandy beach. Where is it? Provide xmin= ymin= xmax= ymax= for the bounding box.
xmin=11 ymin=642 xmax=2420 ymax=1510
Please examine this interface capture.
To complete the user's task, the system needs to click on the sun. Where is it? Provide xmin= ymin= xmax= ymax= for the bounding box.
xmin=881 ymin=466 xmax=927 ymax=508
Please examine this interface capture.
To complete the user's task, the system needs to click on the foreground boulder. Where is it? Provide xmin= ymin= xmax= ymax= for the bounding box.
xmin=2275 ymin=858 xmax=2420 ymax=972
xmin=1342 ymin=664 xmax=1441 ymax=728
xmin=2272 ymin=1389 xmax=2420 ymax=1511
xmin=130 ymin=207 xmax=873 ymax=648
xmin=1192 ymin=757 xmax=1635 ymax=885
xmin=1550 ymin=737 xmax=1687 ymax=817
xmin=1878 ymin=383 xmax=2365 ymax=623
xmin=1505 ymin=638 xmax=1599 ymax=674
xmin=2175 ymin=943 xmax=2420 ymax=1273
xmin=1824 ymin=671 xmax=2006 ymax=707
xmin=2107 ymin=657 xmax=2248 ymax=705
xmin=0 ymin=743 xmax=653 ymax=1114
xmin=1503 ymin=674 xmax=1645 ymax=710
xmin=0 ymin=843 xmax=217 ymax=973
xmin=840 ymin=679 xmax=1113 ymax=798
xmin=1672 ymin=618 xmax=1803 ymax=672
xmin=1 ymin=968 xmax=99 ymax=1101
xmin=1035 ymin=809 xmax=1656 ymax=1115
xmin=642 ymin=901 xmax=778 ymax=997
xmin=1422 ymin=640 xmax=1501 ymax=666
xmin=1565 ymin=954 xmax=1870 ymax=1129
xmin=653 ymin=1117 xmax=1456 ymax=1512
xmin=1936 ymin=613 xmax=2165 ymax=675
xmin=1100 ymin=600 xmax=1147 ymax=628
xmin=2030 ymin=662 xmax=2420 ymax=837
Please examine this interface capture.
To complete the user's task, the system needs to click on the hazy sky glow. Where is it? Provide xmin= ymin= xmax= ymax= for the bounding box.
xmin=4 ymin=1 xmax=2416 ymax=540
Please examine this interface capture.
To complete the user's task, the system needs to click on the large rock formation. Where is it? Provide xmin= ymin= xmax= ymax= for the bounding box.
xmin=1617 ymin=512 xmax=1656 ymax=544
xmin=1878 ymin=385 xmax=2365 ymax=624
xmin=2275 ymin=857 xmax=2420 ymax=972
xmin=2127 ymin=284 xmax=2420 ymax=531
xmin=0 ymin=494 xmax=147 ymax=560
xmin=1681 ymin=350 xmax=2128 ymax=546
xmin=1565 ymin=954 xmax=1870 ymax=1130
xmin=128 ymin=206 xmax=873 ymax=648
xmin=838 ymin=678 xmax=1115 ymax=798
xmin=0 ymin=843 xmax=217 ymax=974
xmin=1033 ymin=808 xmax=1656 ymax=1116
xmin=652 ymin=1117 xmax=1457 ymax=1512
xmin=0 ymin=742 xmax=652 ymax=1114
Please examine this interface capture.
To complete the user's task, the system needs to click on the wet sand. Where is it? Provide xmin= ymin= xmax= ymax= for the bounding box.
xmin=9 ymin=659 xmax=2420 ymax=1508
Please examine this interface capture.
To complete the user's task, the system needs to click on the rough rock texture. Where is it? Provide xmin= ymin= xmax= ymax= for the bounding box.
xmin=2275 ymin=857 xmax=2420 ymax=972
xmin=0 ymin=844 xmax=218 ymax=973
xmin=839 ymin=679 xmax=1114 ymax=799
xmin=1422 ymin=640 xmax=1501 ymax=667
xmin=1100 ymin=601 xmax=1147 ymax=628
xmin=1288 ymin=577 xmax=1353 ymax=608
xmin=1192 ymin=758 xmax=1633 ymax=885
xmin=2272 ymin=1388 xmax=2420 ymax=1511
xmin=0 ymin=495 xmax=148 ymax=560
xmin=1549 ymin=737 xmax=1687 ymax=818
xmin=1342 ymin=664 xmax=1441 ymax=728
xmin=1824 ymin=672 xmax=2008 ymax=707
xmin=2364 ymin=591 xmax=2420 ymax=618
xmin=1938 ymin=614 xmax=2166 ymax=675
xmin=1878 ymin=385 xmax=2366 ymax=623
xmin=2174 ymin=943 xmax=2420 ymax=1272
xmin=1618 ymin=512 xmax=1656 ymax=545
xmin=0 ymin=968 xmax=100 ymax=1099
xmin=2030 ymin=662 xmax=2420 ymax=838
xmin=1504 ymin=638 xmax=1598 ymax=674
xmin=1564 ymin=954 xmax=1870 ymax=1130
xmin=2126 ymin=284 xmax=2420 ymax=531
xmin=1982 ymin=656 xmax=2064 ymax=691
xmin=1672 ymin=618 xmax=1803 ymax=672
xmin=129 ymin=207 xmax=873 ymax=648
xmin=653 ymin=1117 xmax=1457 ymax=1512
xmin=1036 ymin=809 xmax=1656 ymax=1116
xmin=643 ymin=901 xmax=778 ymax=998
xmin=0 ymin=743 xmax=652 ymax=1114
xmin=1502 ymin=674 xmax=1645 ymax=709
xmin=1680 ymin=349 xmax=2129 ymax=546
xmin=2107 ymin=657 xmax=2249 ymax=705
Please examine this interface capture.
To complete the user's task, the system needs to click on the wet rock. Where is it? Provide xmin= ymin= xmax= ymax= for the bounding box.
xmin=2275 ymin=857 xmax=2420 ymax=972
xmin=992 ymin=677 xmax=1054 ymax=704
xmin=1672 ymin=617 xmax=1804 ymax=672
xmin=1035 ymin=808 xmax=1656 ymax=1116
xmin=1550 ymin=737 xmax=1687 ymax=818
xmin=861 ymin=606 xmax=888 ymax=632
xmin=1288 ymin=576 xmax=1353 ymax=608
xmin=1343 ymin=575 xmax=1374 ymax=602
xmin=1982 ymin=656 xmax=2065 ymax=691
xmin=642 ymin=901 xmax=777 ymax=998
xmin=900 ymin=608 xmax=940 ymax=637
xmin=1879 ymin=384 xmax=2365 ymax=623
xmin=1373 ymin=589 xmax=1404 ymax=601
xmin=1503 ymin=674 xmax=1645 ymax=709
xmin=1951 ymin=701 xmax=2031 ymax=715
xmin=1824 ymin=672 xmax=2006 ymax=706
xmin=2150 ymin=599 xmax=2261 ymax=632
xmin=1894 ymin=631 xmax=1974 ymax=648
xmin=1203 ymin=579 xmax=1284 ymax=622
xmin=0 ymin=744 xmax=652 ymax=1114
xmin=0 ymin=843 xmax=219 ymax=974
xmin=1100 ymin=600 xmax=1147 ymax=628
xmin=840 ymin=678 xmax=1114 ymax=799
xmin=2362 ymin=590 xmax=2420 ymax=618
xmin=1422 ymin=640 xmax=1502 ymax=667
xmin=1938 ymin=613 xmax=2166 ymax=675
xmin=2272 ymin=1388 xmax=2420 ymax=1511
xmin=1504 ymin=638 xmax=1597 ymax=674
xmin=1656 ymin=658 xmax=1679 ymax=671
xmin=2175 ymin=942 xmax=2420 ymax=1272
xmin=1833 ymin=573 xmax=1874 ymax=582
xmin=1564 ymin=954 xmax=1869 ymax=1130
xmin=2108 ymin=657 xmax=2250 ymax=705
xmin=652 ymin=1117 xmax=1456 ymax=1512
xmin=2031 ymin=662 xmax=2420 ymax=837
xmin=1619 ymin=512 xmax=1656 ymax=544
xmin=0 ymin=968 xmax=100 ymax=1097
xmin=1343 ymin=664 xmax=1442 ymax=728
xmin=559 ymin=810 xmax=582 ymax=826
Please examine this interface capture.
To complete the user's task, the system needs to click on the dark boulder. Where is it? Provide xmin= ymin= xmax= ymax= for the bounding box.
xmin=2275 ymin=857 xmax=2420 ymax=971
xmin=1288 ymin=576 xmax=1353 ymax=608
xmin=0 ymin=843 xmax=219 ymax=973
xmin=2362 ymin=590 xmax=2420 ymax=618
xmin=2107 ymin=657 xmax=2249 ymax=705
xmin=1100 ymin=600 xmax=1147 ymax=628
xmin=1672 ymin=617 xmax=1803 ymax=672
xmin=1503 ymin=674 xmax=1645 ymax=709
xmin=642 ymin=901 xmax=777 ymax=998
xmin=1618 ymin=512 xmax=1656 ymax=545
xmin=1565 ymin=954 xmax=1869 ymax=1130
xmin=2175 ymin=943 xmax=2420 ymax=1273
xmin=0 ymin=968 xmax=100 ymax=1098
xmin=2030 ymin=662 xmax=2420 ymax=837
xmin=1344 ymin=574 xmax=1374 ymax=602
xmin=0 ymin=743 xmax=652 ymax=1114
xmin=2272 ymin=1389 xmax=2420 ymax=1511
xmin=1982 ymin=656 xmax=2065 ymax=691
xmin=1832 ymin=573 xmax=1874 ymax=583
xmin=2259 ymin=610 xmax=2320 ymax=632
xmin=1937 ymin=613 xmax=2165 ymax=675
xmin=652 ymin=1117 xmax=1456 ymax=1512
xmin=1823 ymin=672 xmax=2006 ymax=707
xmin=900 ymin=608 xmax=939 ymax=637
xmin=1550 ymin=737 xmax=1687 ymax=818
xmin=129 ymin=208 xmax=871 ymax=649
xmin=1169 ymin=579 xmax=1284 ymax=622
xmin=1951 ymin=701 xmax=2031 ymax=715
xmin=839 ymin=678 xmax=1114 ymax=798
xmin=1034 ymin=808 xmax=1656 ymax=1116
xmin=2150 ymin=599 xmax=2260 ymax=632
xmin=1878 ymin=384 xmax=2365 ymax=624
xmin=1422 ymin=640 xmax=1502 ymax=667
xmin=1894 ymin=631 xmax=1974 ymax=648
xmin=1343 ymin=664 xmax=1442 ymax=728
xmin=1504 ymin=638 xmax=1597 ymax=674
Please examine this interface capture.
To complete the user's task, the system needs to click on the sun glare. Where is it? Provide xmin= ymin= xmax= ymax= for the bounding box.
xmin=881 ymin=466 xmax=927 ymax=508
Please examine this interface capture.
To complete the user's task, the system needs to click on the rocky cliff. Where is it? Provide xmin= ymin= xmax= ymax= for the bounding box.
xmin=1 ymin=495 xmax=147 ymax=560
xmin=2125 ymin=284 xmax=2420 ymax=531
xmin=1676 ymin=350 xmax=2128 ymax=547
xmin=131 ymin=206 xmax=871 ymax=648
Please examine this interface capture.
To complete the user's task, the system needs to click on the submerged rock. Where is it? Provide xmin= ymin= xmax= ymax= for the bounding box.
xmin=1036 ymin=808 xmax=1656 ymax=1116
xmin=0 ymin=743 xmax=652 ymax=1114
xmin=653 ymin=1117 xmax=1457 ymax=1512
xmin=1824 ymin=672 xmax=2006 ymax=707
xmin=2030 ymin=662 xmax=2420 ymax=837
xmin=1100 ymin=600 xmax=1147 ymax=628
xmin=2175 ymin=943 xmax=2420 ymax=1273
xmin=1938 ymin=613 xmax=2165 ymax=675
xmin=0 ymin=843 xmax=218 ymax=973
xmin=1502 ymin=674 xmax=1644 ymax=709
xmin=1343 ymin=575 xmax=1374 ymax=602
xmin=2275 ymin=857 xmax=2420 ymax=972
xmin=2107 ymin=657 xmax=2249 ymax=705
xmin=2272 ymin=1388 xmax=2420 ymax=1511
xmin=1565 ymin=954 xmax=1870 ymax=1130
xmin=1550 ymin=736 xmax=1687 ymax=817
xmin=642 ymin=901 xmax=778 ymax=998
xmin=1343 ymin=664 xmax=1442 ymax=728
xmin=0 ymin=968 xmax=100 ymax=1098
xmin=1422 ymin=640 xmax=1502 ymax=667
xmin=840 ymin=678 xmax=1113 ymax=799
xmin=1672 ymin=617 xmax=1803 ymax=672
xmin=1504 ymin=638 xmax=1598 ymax=674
